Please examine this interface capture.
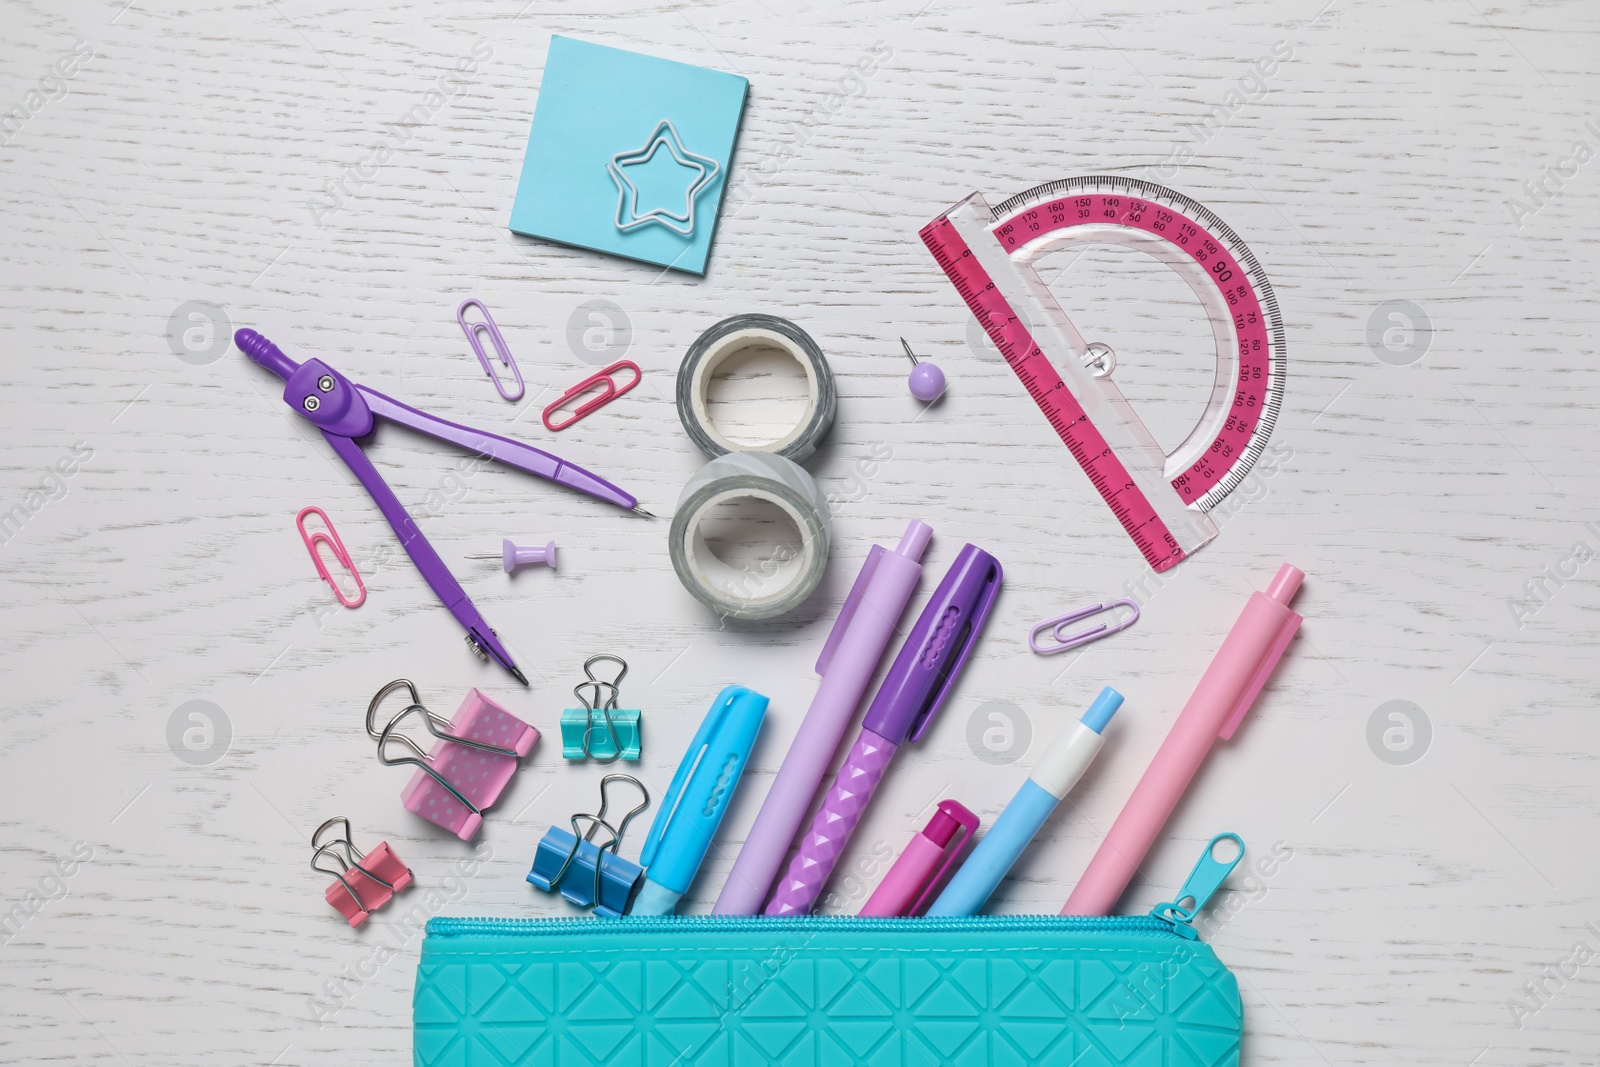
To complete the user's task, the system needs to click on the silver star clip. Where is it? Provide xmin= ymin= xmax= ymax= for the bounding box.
xmin=606 ymin=119 xmax=722 ymax=238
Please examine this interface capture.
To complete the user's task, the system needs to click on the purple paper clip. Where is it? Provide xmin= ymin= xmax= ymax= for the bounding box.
xmin=1029 ymin=598 xmax=1140 ymax=655
xmin=457 ymin=299 xmax=525 ymax=401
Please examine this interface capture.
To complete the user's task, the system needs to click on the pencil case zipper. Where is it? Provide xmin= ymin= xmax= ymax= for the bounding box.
xmin=427 ymin=913 xmax=1186 ymax=939
xmin=428 ymin=832 xmax=1243 ymax=942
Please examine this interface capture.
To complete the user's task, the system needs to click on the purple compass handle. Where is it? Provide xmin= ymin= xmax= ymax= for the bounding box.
xmin=237 ymin=328 xmax=298 ymax=379
xmin=765 ymin=728 xmax=899 ymax=916
xmin=323 ymin=434 xmax=521 ymax=677
xmin=358 ymin=388 xmax=636 ymax=512
xmin=237 ymin=328 xmax=635 ymax=513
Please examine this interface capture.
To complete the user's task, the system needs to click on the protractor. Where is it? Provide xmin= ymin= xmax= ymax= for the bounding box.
xmin=991 ymin=176 xmax=1287 ymax=511
xmin=921 ymin=177 xmax=1288 ymax=570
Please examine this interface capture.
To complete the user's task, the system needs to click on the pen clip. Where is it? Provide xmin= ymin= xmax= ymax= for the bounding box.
xmin=907 ymin=554 xmax=1003 ymax=744
xmin=817 ymin=545 xmax=885 ymax=675
xmin=905 ymin=800 xmax=980 ymax=916
xmin=1219 ymin=601 xmax=1302 ymax=740
xmin=1149 ymin=833 xmax=1245 ymax=935
xmin=638 ymin=686 xmax=741 ymax=868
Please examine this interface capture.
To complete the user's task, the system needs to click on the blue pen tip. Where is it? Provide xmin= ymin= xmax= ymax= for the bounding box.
xmin=1081 ymin=687 xmax=1124 ymax=734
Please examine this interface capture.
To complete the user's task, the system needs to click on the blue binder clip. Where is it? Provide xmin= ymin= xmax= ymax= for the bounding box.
xmin=527 ymin=774 xmax=649 ymax=917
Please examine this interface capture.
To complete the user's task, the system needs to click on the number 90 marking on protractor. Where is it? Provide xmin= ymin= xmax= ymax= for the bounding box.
xmin=991 ymin=176 xmax=1286 ymax=511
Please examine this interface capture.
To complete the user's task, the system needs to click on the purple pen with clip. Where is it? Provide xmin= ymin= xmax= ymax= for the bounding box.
xmin=766 ymin=544 xmax=1003 ymax=915
xmin=714 ymin=521 xmax=933 ymax=915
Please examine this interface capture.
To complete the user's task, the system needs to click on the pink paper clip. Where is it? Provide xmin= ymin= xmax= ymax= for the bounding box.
xmin=311 ymin=817 xmax=413 ymax=927
xmin=541 ymin=360 xmax=641 ymax=432
xmin=457 ymin=298 xmax=526 ymax=401
xmin=1029 ymin=598 xmax=1140 ymax=655
xmin=296 ymin=506 xmax=366 ymax=608
xmin=366 ymin=680 xmax=539 ymax=841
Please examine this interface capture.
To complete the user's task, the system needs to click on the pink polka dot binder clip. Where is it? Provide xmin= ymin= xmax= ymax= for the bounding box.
xmin=366 ymin=680 xmax=539 ymax=840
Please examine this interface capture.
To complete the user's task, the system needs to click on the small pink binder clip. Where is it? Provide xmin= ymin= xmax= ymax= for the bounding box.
xmin=366 ymin=680 xmax=539 ymax=840
xmin=311 ymin=817 xmax=413 ymax=927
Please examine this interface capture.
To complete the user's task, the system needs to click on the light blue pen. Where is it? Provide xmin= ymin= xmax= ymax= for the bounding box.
xmin=631 ymin=686 xmax=769 ymax=916
xmin=927 ymin=687 xmax=1123 ymax=916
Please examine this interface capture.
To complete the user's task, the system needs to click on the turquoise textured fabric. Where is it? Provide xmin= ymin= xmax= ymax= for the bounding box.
xmin=415 ymin=916 xmax=1241 ymax=1066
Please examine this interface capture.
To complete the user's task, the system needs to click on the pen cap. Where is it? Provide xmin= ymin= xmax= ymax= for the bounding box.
xmin=638 ymin=686 xmax=769 ymax=894
xmin=1080 ymin=686 xmax=1124 ymax=734
xmin=862 ymin=544 xmax=1003 ymax=745
xmin=921 ymin=806 xmax=966 ymax=844
xmin=1032 ymin=687 xmax=1121 ymax=799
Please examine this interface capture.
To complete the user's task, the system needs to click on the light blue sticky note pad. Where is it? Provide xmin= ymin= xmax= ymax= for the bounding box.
xmin=509 ymin=36 xmax=748 ymax=276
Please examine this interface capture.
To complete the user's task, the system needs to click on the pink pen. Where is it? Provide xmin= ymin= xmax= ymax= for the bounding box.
xmin=859 ymin=801 xmax=978 ymax=917
xmin=1064 ymin=563 xmax=1304 ymax=916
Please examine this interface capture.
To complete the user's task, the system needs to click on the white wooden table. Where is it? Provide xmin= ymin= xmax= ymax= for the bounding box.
xmin=3 ymin=1 xmax=1598 ymax=1063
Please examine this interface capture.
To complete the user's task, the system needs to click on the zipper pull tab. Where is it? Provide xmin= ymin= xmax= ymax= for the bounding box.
xmin=1148 ymin=833 xmax=1244 ymax=940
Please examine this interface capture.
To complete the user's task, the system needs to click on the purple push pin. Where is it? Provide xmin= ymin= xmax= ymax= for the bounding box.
xmin=901 ymin=338 xmax=946 ymax=402
xmin=469 ymin=538 xmax=558 ymax=573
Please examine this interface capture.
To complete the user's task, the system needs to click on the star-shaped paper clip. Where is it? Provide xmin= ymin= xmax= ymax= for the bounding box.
xmin=606 ymin=119 xmax=722 ymax=238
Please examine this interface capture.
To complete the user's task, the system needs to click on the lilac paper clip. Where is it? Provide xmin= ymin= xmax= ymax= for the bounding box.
xmin=1028 ymin=599 xmax=1140 ymax=655
xmin=366 ymin=680 xmax=538 ymax=840
xmin=457 ymin=299 xmax=525 ymax=401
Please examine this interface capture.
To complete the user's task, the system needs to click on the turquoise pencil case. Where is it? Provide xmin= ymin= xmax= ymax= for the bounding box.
xmin=414 ymin=908 xmax=1242 ymax=1066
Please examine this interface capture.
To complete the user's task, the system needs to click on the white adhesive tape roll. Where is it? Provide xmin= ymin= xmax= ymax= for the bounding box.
xmin=676 ymin=314 xmax=836 ymax=464
xmin=668 ymin=451 xmax=832 ymax=621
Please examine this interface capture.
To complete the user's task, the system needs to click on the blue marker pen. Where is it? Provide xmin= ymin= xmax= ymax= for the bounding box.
xmin=631 ymin=686 xmax=769 ymax=916
xmin=926 ymin=687 xmax=1123 ymax=917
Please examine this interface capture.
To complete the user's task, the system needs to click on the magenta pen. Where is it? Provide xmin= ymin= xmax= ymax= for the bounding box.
xmin=859 ymin=800 xmax=978 ymax=917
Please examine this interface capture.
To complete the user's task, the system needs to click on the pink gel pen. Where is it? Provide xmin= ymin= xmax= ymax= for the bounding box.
xmin=1063 ymin=563 xmax=1304 ymax=915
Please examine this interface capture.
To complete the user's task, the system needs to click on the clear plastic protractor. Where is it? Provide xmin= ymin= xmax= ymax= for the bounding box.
xmin=989 ymin=177 xmax=1287 ymax=512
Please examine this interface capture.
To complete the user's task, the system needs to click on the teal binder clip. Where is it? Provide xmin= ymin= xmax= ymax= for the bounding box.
xmin=561 ymin=654 xmax=641 ymax=762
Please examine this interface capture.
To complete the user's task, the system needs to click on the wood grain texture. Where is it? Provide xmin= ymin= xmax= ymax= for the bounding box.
xmin=2 ymin=0 xmax=1599 ymax=1063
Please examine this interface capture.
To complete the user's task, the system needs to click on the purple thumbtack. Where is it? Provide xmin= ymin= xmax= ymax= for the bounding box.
xmin=470 ymin=539 xmax=558 ymax=573
xmin=901 ymin=338 xmax=946 ymax=402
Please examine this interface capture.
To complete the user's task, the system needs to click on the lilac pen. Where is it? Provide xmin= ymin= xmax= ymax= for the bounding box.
xmin=713 ymin=521 xmax=933 ymax=915
xmin=766 ymin=544 xmax=1003 ymax=915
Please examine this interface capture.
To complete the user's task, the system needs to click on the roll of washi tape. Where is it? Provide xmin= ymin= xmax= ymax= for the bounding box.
xmin=677 ymin=314 xmax=836 ymax=464
xmin=668 ymin=451 xmax=832 ymax=621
